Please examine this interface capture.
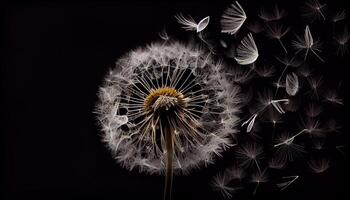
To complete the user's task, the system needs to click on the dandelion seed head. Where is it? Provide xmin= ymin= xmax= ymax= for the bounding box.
xmin=96 ymin=42 xmax=242 ymax=174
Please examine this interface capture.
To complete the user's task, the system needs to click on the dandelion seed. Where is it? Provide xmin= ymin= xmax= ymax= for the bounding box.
xmin=226 ymin=166 xmax=246 ymax=180
xmin=159 ymin=28 xmax=169 ymax=41
xmin=266 ymin=23 xmax=290 ymax=53
xmin=301 ymin=0 xmax=327 ymax=21
xmin=241 ymin=113 xmax=258 ymax=132
xmin=274 ymin=129 xmax=308 ymax=147
xmin=297 ymin=64 xmax=313 ymax=78
xmin=307 ymin=76 xmax=323 ymax=99
xmin=221 ymin=1 xmax=247 ymax=35
xmin=250 ymin=169 xmax=269 ymax=195
xmin=308 ymin=157 xmax=330 ymax=173
xmin=264 ymin=109 xmax=283 ymax=126
xmin=285 ymin=72 xmax=299 ymax=96
xmin=254 ymin=89 xmax=289 ymax=114
xmin=247 ymin=20 xmax=266 ymax=34
xmin=175 ymin=14 xmax=210 ymax=33
xmin=312 ymin=139 xmax=326 ymax=150
xmin=284 ymin=98 xmax=300 ymax=113
xmin=305 ymin=102 xmax=323 ymax=118
xmin=332 ymin=10 xmax=346 ymax=23
xmin=325 ymin=119 xmax=341 ymax=133
xmin=336 ymin=145 xmax=345 ymax=155
xmin=292 ymin=25 xmax=324 ymax=62
xmin=301 ymin=118 xmax=325 ymax=137
xmin=334 ymin=26 xmax=350 ymax=56
xmin=236 ymin=143 xmax=263 ymax=172
xmin=275 ymin=55 xmax=303 ymax=68
xmin=273 ymin=132 xmax=305 ymax=162
xmin=259 ymin=5 xmax=287 ymax=22
xmin=268 ymin=157 xmax=286 ymax=169
xmin=197 ymin=16 xmax=210 ymax=32
xmin=276 ymin=175 xmax=299 ymax=191
xmin=274 ymin=55 xmax=302 ymax=95
xmin=211 ymin=173 xmax=242 ymax=199
xmin=226 ymin=65 xmax=255 ymax=83
xmin=96 ymin=42 xmax=242 ymax=199
xmin=270 ymin=99 xmax=289 ymax=114
xmin=255 ymin=64 xmax=275 ymax=78
xmin=234 ymin=33 xmax=259 ymax=65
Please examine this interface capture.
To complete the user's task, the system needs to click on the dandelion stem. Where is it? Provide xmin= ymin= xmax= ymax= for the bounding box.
xmin=163 ymin=118 xmax=174 ymax=200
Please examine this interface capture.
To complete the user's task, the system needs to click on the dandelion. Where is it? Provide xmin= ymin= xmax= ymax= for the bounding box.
xmin=308 ymin=157 xmax=330 ymax=173
xmin=301 ymin=0 xmax=327 ymax=21
xmin=276 ymin=175 xmax=299 ymax=191
xmin=292 ymin=25 xmax=324 ymax=62
xmin=334 ymin=26 xmax=350 ymax=56
xmin=221 ymin=1 xmax=247 ymax=35
xmin=175 ymin=14 xmax=210 ymax=33
xmin=285 ymin=72 xmax=299 ymax=96
xmin=234 ymin=33 xmax=259 ymax=65
xmin=96 ymin=42 xmax=242 ymax=200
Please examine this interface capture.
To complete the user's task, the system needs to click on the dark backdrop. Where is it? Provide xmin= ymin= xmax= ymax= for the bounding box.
xmin=1 ymin=0 xmax=348 ymax=200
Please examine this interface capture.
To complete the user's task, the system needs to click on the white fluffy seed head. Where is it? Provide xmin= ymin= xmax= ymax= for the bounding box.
xmin=96 ymin=41 xmax=242 ymax=174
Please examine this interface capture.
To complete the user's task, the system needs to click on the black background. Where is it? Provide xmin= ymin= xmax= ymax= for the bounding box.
xmin=1 ymin=0 xmax=349 ymax=200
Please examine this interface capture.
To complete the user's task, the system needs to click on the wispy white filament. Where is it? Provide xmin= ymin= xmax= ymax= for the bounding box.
xmin=220 ymin=1 xmax=247 ymax=35
xmin=234 ymin=33 xmax=259 ymax=65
